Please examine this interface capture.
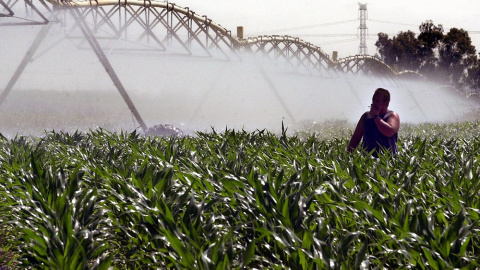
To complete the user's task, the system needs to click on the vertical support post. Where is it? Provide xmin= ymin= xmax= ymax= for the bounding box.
xmin=393 ymin=64 xmax=399 ymax=73
xmin=332 ymin=51 xmax=338 ymax=62
xmin=69 ymin=6 xmax=148 ymax=132
xmin=236 ymin=26 xmax=243 ymax=39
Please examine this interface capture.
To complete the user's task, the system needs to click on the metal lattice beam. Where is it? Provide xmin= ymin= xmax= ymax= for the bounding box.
xmin=2 ymin=0 xmax=416 ymax=107
xmin=1 ymin=0 xmax=413 ymax=81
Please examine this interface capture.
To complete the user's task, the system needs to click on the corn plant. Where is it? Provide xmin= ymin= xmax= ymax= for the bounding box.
xmin=0 ymin=121 xmax=479 ymax=269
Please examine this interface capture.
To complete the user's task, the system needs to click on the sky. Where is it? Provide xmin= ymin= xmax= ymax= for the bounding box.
xmin=175 ymin=0 xmax=480 ymax=59
xmin=1 ymin=0 xmax=478 ymax=58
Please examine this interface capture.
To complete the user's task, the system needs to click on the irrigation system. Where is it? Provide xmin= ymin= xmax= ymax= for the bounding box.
xmin=0 ymin=0 xmax=433 ymax=134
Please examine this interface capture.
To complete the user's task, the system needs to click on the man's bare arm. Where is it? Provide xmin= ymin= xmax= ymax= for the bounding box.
xmin=347 ymin=114 xmax=365 ymax=152
xmin=374 ymin=112 xmax=400 ymax=137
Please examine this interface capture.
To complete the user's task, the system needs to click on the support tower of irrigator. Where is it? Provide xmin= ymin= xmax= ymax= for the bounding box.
xmin=358 ymin=3 xmax=368 ymax=55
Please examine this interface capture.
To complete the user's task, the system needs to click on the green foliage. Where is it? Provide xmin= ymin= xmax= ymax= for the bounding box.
xmin=375 ymin=20 xmax=478 ymax=92
xmin=0 ymin=122 xmax=480 ymax=269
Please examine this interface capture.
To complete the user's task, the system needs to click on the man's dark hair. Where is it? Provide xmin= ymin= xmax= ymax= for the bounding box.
xmin=375 ymin=88 xmax=390 ymax=103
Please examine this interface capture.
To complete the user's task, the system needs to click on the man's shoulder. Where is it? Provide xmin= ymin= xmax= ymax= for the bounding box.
xmin=385 ymin=110 xmax=399 ymax=118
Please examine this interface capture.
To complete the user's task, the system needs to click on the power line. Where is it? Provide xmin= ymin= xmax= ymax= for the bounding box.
xmin=317 ymin=38 xmax=358 ymax=46
xmin=247 ymin=18 xmax=479 ymax=40
xmin=293 ymin=34 xmax=357 ymax=37
xmin=285 ymin=33 xmax=392 ymax=38
xmin=368 ymin=19 xmax=418 ymax=27
xmin=369 ymin=19 xmax=479 ymax=35
xmin=249 ymin=18 xmax=419 ymax=36
xmin=258 ymin=30 xmax=479 ymax=39
xmin=249 ymin=19 xmax=357 ymax=35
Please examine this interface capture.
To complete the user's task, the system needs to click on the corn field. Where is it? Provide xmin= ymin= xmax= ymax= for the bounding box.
xmin=1 ymin=121 xmax=480 ymax=269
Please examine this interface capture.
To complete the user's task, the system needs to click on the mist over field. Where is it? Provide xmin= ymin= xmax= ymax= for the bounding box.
xmin=1 ymin=17 xmax=479 ymax=138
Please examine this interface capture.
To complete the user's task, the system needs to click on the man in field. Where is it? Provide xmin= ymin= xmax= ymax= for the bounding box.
xmin=347 ymin=88 xmax=400 ymax=157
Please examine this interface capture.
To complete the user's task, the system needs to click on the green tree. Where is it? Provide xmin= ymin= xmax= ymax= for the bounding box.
xmin=392 ymin=30 xmax=422 ymax=71
xmin=417 ymin=20 xmax=444 ymax=76
xmin=375 ymin=21 xmax=479 ymax=92
xmin=438 ymin=28 xmax=477 ymax=88
xmin=465 ymin=54 xmax=480 ymax=93
xmin=375 ymin=31 xmax=422 ymax=71
xmin=375 ymin=33 xmax=395 ymax=66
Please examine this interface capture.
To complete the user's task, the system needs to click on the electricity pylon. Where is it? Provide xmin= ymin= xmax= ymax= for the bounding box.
xmin=358 ymin=3 xmax=368 ymax=55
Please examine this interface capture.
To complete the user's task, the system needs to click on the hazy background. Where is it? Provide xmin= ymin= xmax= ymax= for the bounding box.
xmin=0 ymin=1 xmax=479 ymax=137
xmin=178 ymin=0 xmax=480 ymax=58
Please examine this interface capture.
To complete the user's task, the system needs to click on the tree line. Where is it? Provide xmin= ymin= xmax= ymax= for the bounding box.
xmin=375 ymin=20 xmax=480 ymax=93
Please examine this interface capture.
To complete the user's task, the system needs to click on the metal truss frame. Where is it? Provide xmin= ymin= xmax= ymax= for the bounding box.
xmin=0 ymin=0 xmax=14 ymax=17
xmin=243 ymin=36 xmax=337 ymax=77
xmin=0 ymin=3 xmax=149 ymax=131
xmin=1 ymin=0 xmax=411 ymax=133
xmin=1 ymin=0 xmax=408 ymax=78
xmin=69 ymin=6 xmax=148 ymax=131
xmin=336 ymin=55 xmax=397 ymax=83
xmin=0 ymin=0 xmax=50 ymax=25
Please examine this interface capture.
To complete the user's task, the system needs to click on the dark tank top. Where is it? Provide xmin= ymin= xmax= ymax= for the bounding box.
xmin=362 ymin=111 xmax=398 ymax=157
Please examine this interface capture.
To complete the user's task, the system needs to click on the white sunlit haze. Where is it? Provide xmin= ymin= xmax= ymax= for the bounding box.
xmin=0 ymin=1 xmax=478 ymax=137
